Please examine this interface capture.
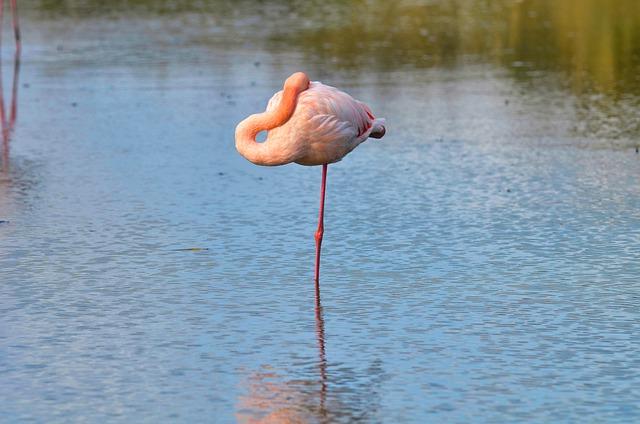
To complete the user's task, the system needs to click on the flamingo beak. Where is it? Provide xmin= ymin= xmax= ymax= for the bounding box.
xmin=370 ymin=126 xmax=385 ymax=139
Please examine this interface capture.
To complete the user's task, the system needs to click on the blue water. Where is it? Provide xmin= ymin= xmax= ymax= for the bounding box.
xmin=1 ymin=2 xmax=640 ymax=423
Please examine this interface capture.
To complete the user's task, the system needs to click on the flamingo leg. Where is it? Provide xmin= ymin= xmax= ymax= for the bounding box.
xmin=0 ymin=5 xmax=6 ymax=171
xmin=0 ymin=0 xmax=4 ymax=48
xmin=10 ymin=0 xmax=19 ymax=53
xmin=314 ymin=164 xmax=328 ymax=285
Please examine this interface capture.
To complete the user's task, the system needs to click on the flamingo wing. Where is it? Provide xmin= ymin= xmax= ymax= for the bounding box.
xmin=301 ymin=83 xmax=374 ymax=138
xmin=264 ymin=81 xmax=380 ymax=164
xmin=304 ymin=112 xmax=356 ymax=144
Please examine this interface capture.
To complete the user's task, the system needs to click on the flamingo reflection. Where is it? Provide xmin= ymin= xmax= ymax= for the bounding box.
xmin=0 ymin=0 xmax=20 ymax=174
xmin=0 ymin=49 xmax=19 ymax=173
xmin=0 ymin=0 xmax=20 ymax=52
xmin=236 ymin=281 xmax=388 ymax=423
xmin=236 ymin=285 xmax=329 ymax=424
xmin=315 ymin=281 xmax=328 ymax=421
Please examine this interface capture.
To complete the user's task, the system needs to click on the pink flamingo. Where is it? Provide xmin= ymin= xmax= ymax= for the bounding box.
xmin=235 ymin=72 xmax=386 ymax=285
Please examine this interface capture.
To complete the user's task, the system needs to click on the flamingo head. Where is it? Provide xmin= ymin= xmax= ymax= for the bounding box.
xmin=284 ymin=72 xmax=310 ymax=92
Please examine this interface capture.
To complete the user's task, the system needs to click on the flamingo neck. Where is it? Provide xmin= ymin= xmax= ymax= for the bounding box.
xmin=235 ymin=73 xmax=309 ymax=166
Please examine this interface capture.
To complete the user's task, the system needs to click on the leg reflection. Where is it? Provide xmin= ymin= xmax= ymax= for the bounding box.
xmin=235 ymin=291 xmax=331 ymax=424
xmin=0 ymin=2 xmax=20 ymax=173
xmin=315 ymin=279 xmax=328 ymax=421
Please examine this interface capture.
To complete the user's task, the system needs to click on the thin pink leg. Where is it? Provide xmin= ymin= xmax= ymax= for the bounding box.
xmin=10 ymin=0 xmax=19 ymax=53
xmin=0 ymin=19 xmax=7 ymax=167
xmin=9 ymin=48 xmax=19 ymax=127
xmin=0 ymin=0 xmax=4 ymax=48
xmin=314 ymin=164 xmax=328 ymax=284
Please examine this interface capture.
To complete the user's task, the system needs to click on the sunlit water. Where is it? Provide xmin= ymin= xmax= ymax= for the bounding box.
xmin=1 ymin=1 xmax=640 ymax=422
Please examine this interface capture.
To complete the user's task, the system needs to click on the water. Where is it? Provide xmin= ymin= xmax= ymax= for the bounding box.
xmin=1 ymin=1 xmax=640 ymax=422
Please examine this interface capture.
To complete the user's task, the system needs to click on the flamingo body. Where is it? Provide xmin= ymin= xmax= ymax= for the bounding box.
xmin=235 ymin=72 xmax=386 ymax=284
xmin=235 ymin=72 xmax=385 ymax=166
xmin=264 ymin=82 xmax=385 ymax=165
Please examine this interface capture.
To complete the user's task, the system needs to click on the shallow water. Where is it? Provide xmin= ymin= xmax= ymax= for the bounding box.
xmin=1 ymin=1 xmax=640 ymax=422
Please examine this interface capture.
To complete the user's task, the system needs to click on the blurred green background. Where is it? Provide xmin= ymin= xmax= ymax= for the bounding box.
xmin=25 ymin=0 xmax=640 ymax=143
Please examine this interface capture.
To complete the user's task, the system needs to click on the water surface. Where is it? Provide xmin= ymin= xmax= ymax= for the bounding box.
xmin=1 ymin=1 xmax=640 ymax=422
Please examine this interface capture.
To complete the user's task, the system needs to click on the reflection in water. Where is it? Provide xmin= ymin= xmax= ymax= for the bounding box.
xmin=0 ymin=0 xmax=20 ymax=174
xmin=0 ymin=49 xmax=20 ymax=173
xmin=315 ymin=282 xmax=327 ymax=422
xmin=236 ymin=287 xmax=328 ymax=424
xmin=236 ymin=285 xmax=385 ymax=424
xmin=24 ymin=0 xmax=640 ymax=144
xmin=27 ymin=0 xmax=640 ymax=93
xmin=277 ymin=0 xmax=640 ymax=143
xmin=0 ymin=0 xmax=21 ymax=52
xmin=2 ymin=1 xmax=639 ymax=422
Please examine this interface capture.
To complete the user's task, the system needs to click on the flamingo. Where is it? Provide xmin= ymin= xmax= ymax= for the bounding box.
xmin=235 ymin=72 xmax=386 ymax=285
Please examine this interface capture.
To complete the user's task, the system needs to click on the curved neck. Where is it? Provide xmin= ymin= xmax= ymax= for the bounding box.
xmin=235 ymin=74 xmax=308 ymax=166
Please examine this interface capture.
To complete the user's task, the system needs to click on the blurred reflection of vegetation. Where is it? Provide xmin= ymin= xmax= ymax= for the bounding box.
xmin=33 ymin=0 xmax=640 ymax=92
xmin=33 ymin=0 xmax=640 ymax=139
